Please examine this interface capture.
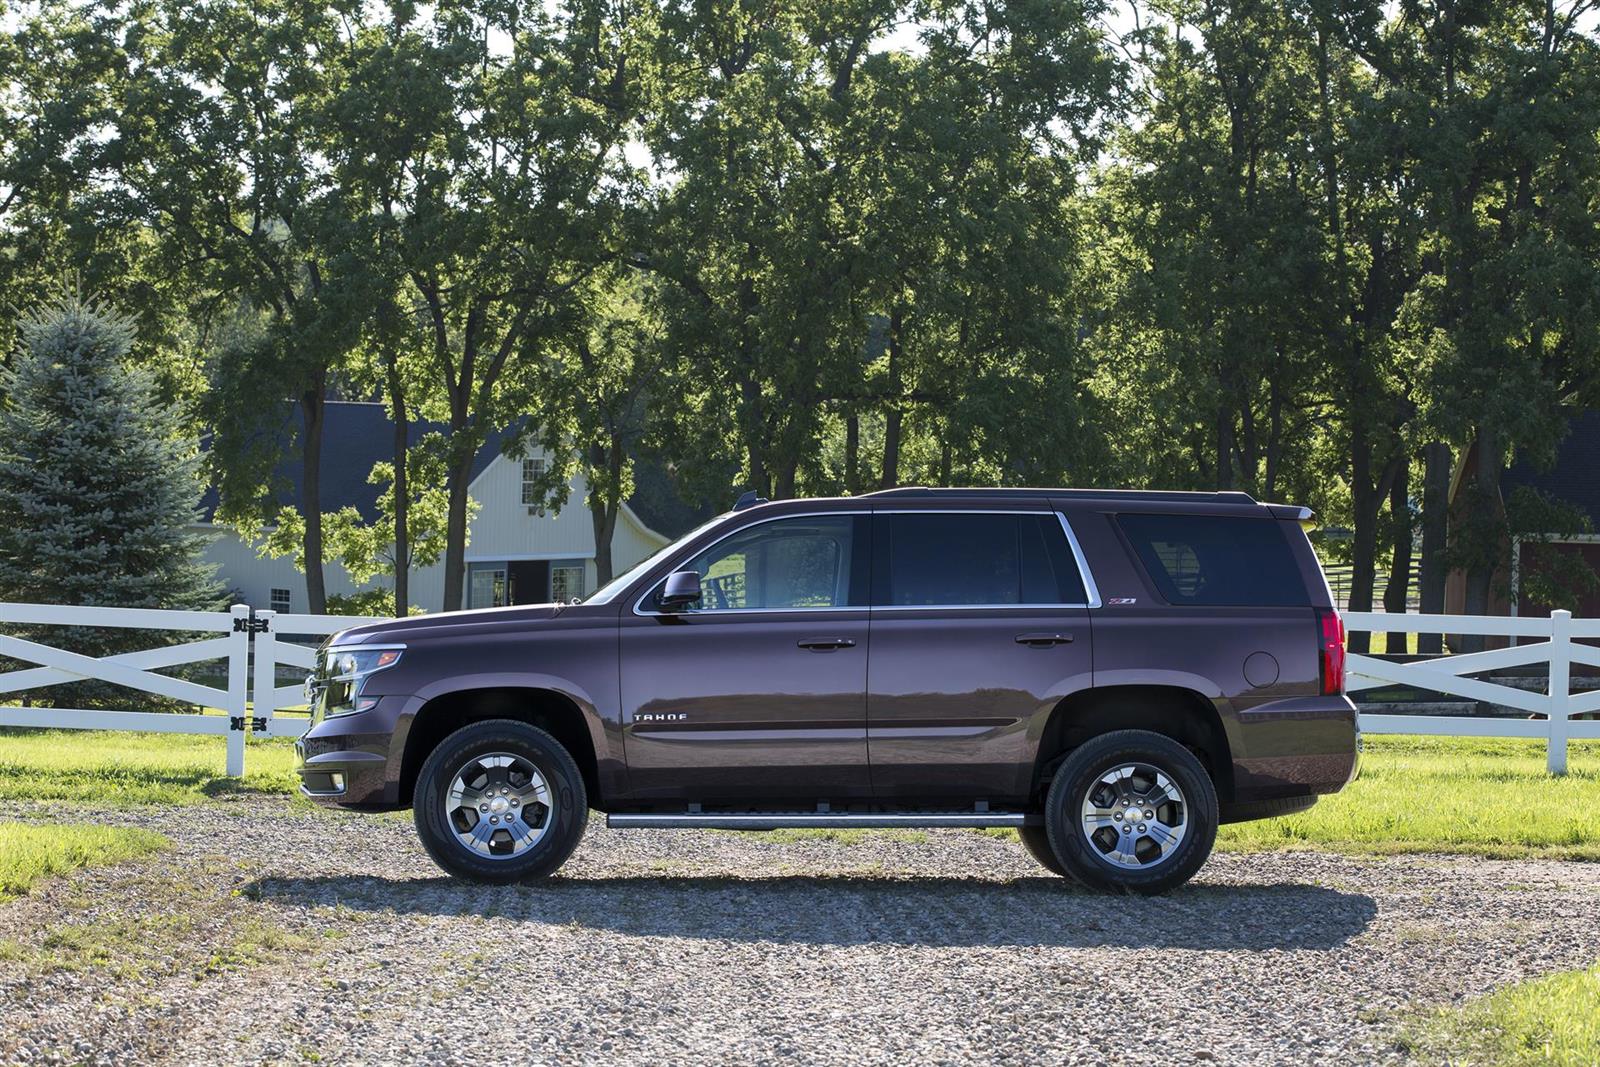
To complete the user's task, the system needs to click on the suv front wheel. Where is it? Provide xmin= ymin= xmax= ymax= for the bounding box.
xmin=1042 ymin=729 xmax=1218 ymax=895
xmin=413 ymin=719 xmax=589 ymax=883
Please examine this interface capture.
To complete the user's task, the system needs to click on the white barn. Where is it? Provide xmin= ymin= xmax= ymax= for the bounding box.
xmin=199 ymin=402 xmax=670 ymax=614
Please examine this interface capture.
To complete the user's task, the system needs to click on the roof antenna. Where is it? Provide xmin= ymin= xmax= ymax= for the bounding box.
xmin=733 ymin=489 xmax=769 ymax=511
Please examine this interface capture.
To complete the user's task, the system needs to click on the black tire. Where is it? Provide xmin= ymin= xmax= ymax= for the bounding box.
xmin=413 ymin=719 xmax=588 ymax=883
xmin=1043 ymin=729 xmax=1217 ymax=895
xmin=1016 ymin=825 xmax=1074 ymax=880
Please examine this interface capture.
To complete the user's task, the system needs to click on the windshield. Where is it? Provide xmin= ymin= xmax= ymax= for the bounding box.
xmin=584 ymin=513 xmax=730 ymax=605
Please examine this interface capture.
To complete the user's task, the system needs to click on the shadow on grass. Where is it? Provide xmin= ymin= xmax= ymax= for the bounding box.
xmin=246 ymin=872 xmax=1376 ymax=950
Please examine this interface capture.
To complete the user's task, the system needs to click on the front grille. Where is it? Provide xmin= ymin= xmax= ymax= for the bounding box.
xmin=304 ymin=648 xmax=332 ymax=725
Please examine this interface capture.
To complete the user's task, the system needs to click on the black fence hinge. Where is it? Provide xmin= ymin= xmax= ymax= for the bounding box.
xmin=229 ymin=715 xmax=268 ymax=732
xmin=233 ymin=616 xmax=270 ymax=634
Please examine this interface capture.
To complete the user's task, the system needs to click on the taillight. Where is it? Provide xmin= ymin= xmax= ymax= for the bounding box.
xmin=1317 ymin=609 xmax=1346 ymax=695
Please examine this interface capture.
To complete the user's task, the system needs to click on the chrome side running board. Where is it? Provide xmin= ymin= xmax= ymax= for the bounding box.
xmin=606 ymin=811 xmax=1033 ymax=830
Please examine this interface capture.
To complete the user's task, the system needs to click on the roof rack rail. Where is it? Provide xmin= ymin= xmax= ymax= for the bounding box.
xmin=861 ymin=486 xmax=1261 ymax=504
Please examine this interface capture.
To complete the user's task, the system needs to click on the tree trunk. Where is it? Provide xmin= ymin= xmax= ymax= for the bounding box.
xmin=1417 ymin=442 xmax=1452 ymax=653
xmin=1214 ymin=406 xmax=1234 ymax=490
xmin=386 ymin=357 xmax=410 ymax=618
xmin=880 ymin=305 xmax=904 ymax=490
xmin=299 ymin=380 xmax=327 ymax=615
xmin=1263 ymin=352 xmax=1284 ymax=499
xmin=1460 ymin=428 xmax=1503 ymax=652
xmin=1347 ymin=442 xmax=1400 ymax=655
xmin=441 ymin=444 xmax=474 ymax=613
xmin=590 ymin=502 xmax=618 ymax=589
xmin=1383 ymin=458 xmax=1413 ymax=653
xmin=740 ymin=371 xmax=769 ymax=498
xmin=588 ymin=440 xmax=621 ymax=587
xmin=844 ymin=413 xmax=860 ymax=495
xmin=1346 ymin=435 xmax=1376 ymax=653
xmin=774 ymin=459 xmax=798 ymax=500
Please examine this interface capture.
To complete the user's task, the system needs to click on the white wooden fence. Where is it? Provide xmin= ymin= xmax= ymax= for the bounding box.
xmin=0 ymin=602 xmax=377 ymax=775
xmin=1346 ymin=609 xmax=1600 ymax=774
xmin=0 ymin=601 xmax=1596 ymax=777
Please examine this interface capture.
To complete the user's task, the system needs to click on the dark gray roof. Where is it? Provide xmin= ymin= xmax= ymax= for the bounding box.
xmin=1505 ymin=410 xmax=1600 ymax=522
xmin=200 ymin=402 xmax=515 ymax=523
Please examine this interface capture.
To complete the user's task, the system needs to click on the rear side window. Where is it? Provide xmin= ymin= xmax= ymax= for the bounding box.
xmin=1117 ymin=514 xmax=1308 ymax=607
xmin=878 ymin=513 xmax=1088 ymax=606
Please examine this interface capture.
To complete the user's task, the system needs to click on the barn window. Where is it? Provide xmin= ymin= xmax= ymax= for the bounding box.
xmin=522 ymin=457 xmax=547 ymax=515
xmin=270 ymin=588 xmax=291 ymax=613
xmin=551 ymin=563 xmax=586 ymax=603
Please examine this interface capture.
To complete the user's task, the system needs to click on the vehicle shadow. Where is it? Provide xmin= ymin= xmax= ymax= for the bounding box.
xmin=247 ymin=873 xmax=1377 ymax=951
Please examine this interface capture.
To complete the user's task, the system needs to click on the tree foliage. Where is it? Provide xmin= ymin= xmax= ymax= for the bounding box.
xmin=1 ymin=0 xmax=1597 ymax=618
xmin=0 ymin=290 xmax=220 ymax=613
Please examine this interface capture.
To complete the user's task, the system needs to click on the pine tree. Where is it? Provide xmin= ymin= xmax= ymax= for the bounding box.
xmin=0 ymin=292 xmax=222 ymax=622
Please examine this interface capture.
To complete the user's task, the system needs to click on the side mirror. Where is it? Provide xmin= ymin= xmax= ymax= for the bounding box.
xmin=658 ymin=570 xmax=702 ymax=611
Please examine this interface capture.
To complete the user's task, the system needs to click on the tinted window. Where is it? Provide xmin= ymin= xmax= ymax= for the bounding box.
xmin=670 ymin=515 xmax=865 ymax=610
xmin=881 ymin=513 xmax=1088 ymax=606
xmin=1117 ymin=514 xmax=1308 ymax=606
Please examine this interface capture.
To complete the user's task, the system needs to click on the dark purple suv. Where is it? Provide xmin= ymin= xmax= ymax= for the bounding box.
xmin=297 ymin=488 xmax=1357 ymax=894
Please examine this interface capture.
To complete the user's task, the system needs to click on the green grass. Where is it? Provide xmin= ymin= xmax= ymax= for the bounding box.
xmin=1403 ymin=960 xmax=1600 ymax=1066
xmin=0 ymin=727 xmax=300 ymax=806
xmin=0 ymin=728 xmax=1596 ymax=861
xmin=0 ymin=822 xmax=168 ymax=900
xmin=1218 ymin=735 xmax=1600 ymax=860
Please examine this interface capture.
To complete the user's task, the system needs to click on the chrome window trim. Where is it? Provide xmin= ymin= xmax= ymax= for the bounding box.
xmin=1057 ymin=511 xmax=1104 ymax=609
xmin=631 ymin=506 xmax=1103 ymax=617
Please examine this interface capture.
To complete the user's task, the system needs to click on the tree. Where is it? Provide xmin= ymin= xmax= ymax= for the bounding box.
xmin=531 ymin=272 xmax=663 ymax=586
xmin=1090 ymin=0 xmax=1353 ymax=508
xmin=1359 ymin=0 xmax=1600 ymax=637
xmin=0 ymin=291 xmax=221 ymax=617
xmin=264 ymin=434 xmax=458 ymax=618
xmin=324 ymin=0 xmax=646 ymax=611
xmin=117 ymin=0 xmax=378 ymax=614
xmin=0 ymin=3 xmax=198 ymax=395
xmin=643 ymin=0 xmax=1118 ymax=503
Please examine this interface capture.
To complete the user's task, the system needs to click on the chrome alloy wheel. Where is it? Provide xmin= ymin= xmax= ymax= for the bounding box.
xmin=446 ymin=752 xmax=554 ymax=860
xmin=1080 ymin=762 xmax=1188 ymax=869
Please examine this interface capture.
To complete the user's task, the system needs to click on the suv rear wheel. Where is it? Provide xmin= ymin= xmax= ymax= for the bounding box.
xmin=1042 ymin=729 xmax=1217 ymax=895
xmin=1016 ymin=825 xmax=1073 ymax=879
xmin=413 ymin=719 xmax=588 ymax=883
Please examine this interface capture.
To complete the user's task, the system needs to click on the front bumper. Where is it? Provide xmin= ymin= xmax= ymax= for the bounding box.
xmin=294 ymin=695 xmax=408 ymax=808
xmin=295 ymin=742 xmax=388 ymax=799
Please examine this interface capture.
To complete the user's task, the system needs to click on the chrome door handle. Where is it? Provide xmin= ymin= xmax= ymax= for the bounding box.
xmin=1015 ymin=632 xmax=1074 ymax=647
xmin=798 ymin=637 xmax=857 ymax=651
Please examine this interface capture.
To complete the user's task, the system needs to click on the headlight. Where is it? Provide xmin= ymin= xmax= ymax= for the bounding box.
xmin=318 ymin=646 xmax=403 ymax=718
xmin=329 ymin=647 xmax=403 ymax=681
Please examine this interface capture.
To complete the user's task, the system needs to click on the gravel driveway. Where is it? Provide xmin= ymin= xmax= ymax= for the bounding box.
xmin=2 ymin=799 xmax=1598 ymax=1066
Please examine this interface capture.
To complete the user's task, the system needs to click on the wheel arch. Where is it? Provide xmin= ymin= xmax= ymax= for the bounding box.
xmin=1032 ymin=685 xmax=1235 ymax=802
xmin=398 ymin=687 xmax=601 ymax=807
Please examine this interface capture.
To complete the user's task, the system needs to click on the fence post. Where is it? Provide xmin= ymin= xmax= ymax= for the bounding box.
xmin=225 ymin=604 xmax=251 ymax=777
xmin=1549 ymin=609 xmax=1571 ymax=775
xmin=251 ymin=609 xmax=276 ymax=736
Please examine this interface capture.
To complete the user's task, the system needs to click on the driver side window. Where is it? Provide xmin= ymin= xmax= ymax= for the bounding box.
xmin=665 ymin=515 xmax=866 ymax=611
